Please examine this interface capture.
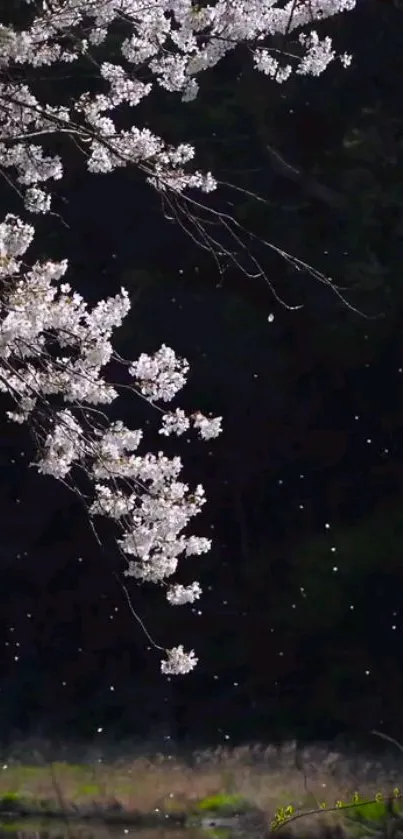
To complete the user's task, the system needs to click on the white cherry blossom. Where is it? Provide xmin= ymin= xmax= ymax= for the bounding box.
xmin=161 ymin=645 xmax=199 ymax=675
xmin=0 ymin=0 xmax=354 ymax=212
xmin=166 ymin=581 xmax=202 ymax=605
xmin=0 ymin=213 xmax=221 ymax=673
xmin=0 ymin=0 xmax=356 ymax=672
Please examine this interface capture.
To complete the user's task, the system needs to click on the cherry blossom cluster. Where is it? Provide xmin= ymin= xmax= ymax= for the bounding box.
xmin=0 ymin=213 xmax=222 ymax=674
xmin=0 ymin=0 xmax=356 ymax=674
xmin=0 ymin=0 xmax=355 ymax=215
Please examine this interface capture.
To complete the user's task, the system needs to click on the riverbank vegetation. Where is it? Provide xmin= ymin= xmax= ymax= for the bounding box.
xmin=0 ymin=740 xmax=401 ymax=838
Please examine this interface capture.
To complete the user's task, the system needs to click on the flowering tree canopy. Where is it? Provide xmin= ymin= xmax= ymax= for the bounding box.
xmin=0 ymin=0 xmax=354 ymax=213
xmin=0 ymin=0 xmax=355 ymax=673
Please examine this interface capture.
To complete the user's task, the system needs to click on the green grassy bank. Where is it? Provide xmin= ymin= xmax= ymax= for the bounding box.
xmin=0 ymin=740 xmax=401 ymax=838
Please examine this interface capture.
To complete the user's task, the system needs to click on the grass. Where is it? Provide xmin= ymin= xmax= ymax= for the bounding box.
xmin=0 ymin=739 xmax=402 ymax=836
xmin=193 ymin=794 xmax=254 ymax=814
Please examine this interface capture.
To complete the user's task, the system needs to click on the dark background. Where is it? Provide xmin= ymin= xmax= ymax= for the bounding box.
xmin=1 ymin=0 xmax=403 ymax=753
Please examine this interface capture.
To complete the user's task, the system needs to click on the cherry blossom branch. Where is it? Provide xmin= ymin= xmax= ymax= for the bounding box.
xmin=0 ymin=213 xmax=221 ymax=673
xmin=0 ymin=0 xmax=360 ymax=674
